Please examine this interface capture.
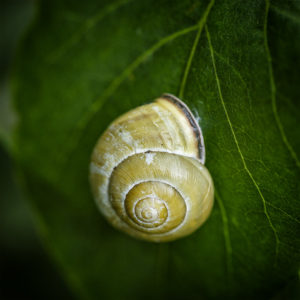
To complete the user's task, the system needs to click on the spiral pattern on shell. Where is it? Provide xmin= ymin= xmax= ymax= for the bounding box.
xmin=90 ymin=94 xmax=214 ymax=242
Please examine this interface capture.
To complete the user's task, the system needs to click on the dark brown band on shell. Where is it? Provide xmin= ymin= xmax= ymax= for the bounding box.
xmin=160 ymin=93 xmax=205 ymax=164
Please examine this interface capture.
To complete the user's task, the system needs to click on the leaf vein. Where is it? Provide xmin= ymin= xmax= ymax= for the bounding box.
xmin=266 ymin=201 xmax=300 ymax=224
xmin=270 ymin=4 xmax=300 ymax=25
xmin=178 ymin=0 xmax=215 ymax=99
xmin=205 ymin=24 xmax=280 ymax=259
xmin=58 ymin=23 xmax=200 ymax=174
xmin=215 ymin=190 xmax=233 ymax=278
xmin=264 ymin=0 xmax=300 ymax=169
xmin=214 ymin=51 xmax=253 ymax=111
xmin=48 ymin=0 xmax=134 ymax=62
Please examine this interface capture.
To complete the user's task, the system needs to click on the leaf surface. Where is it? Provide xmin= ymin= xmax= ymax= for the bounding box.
xmin=13 ymin=0 xmax=300 ymax=298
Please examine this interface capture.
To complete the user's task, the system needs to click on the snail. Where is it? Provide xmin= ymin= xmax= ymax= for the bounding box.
xmin=89 ymin=94 xmax=214 ymax=242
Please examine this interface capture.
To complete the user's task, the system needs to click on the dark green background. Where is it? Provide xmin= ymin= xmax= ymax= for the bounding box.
xmin=0 ymin=0 xmax=72 ymax=298
xmin=1 ymin=0 xmax=300 ymax=299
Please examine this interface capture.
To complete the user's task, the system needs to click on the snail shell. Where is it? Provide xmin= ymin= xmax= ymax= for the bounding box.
xmin=90 ymin=94 xmax=214 ymax=242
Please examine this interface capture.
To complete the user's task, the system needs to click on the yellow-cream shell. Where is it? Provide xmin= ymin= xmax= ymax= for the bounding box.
xmin=90 ymin=94 xmax=214 ymax=242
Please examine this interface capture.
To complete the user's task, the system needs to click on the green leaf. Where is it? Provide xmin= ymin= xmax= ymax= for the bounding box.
xmin=12 ymin=0 xmax=300 ymax=298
